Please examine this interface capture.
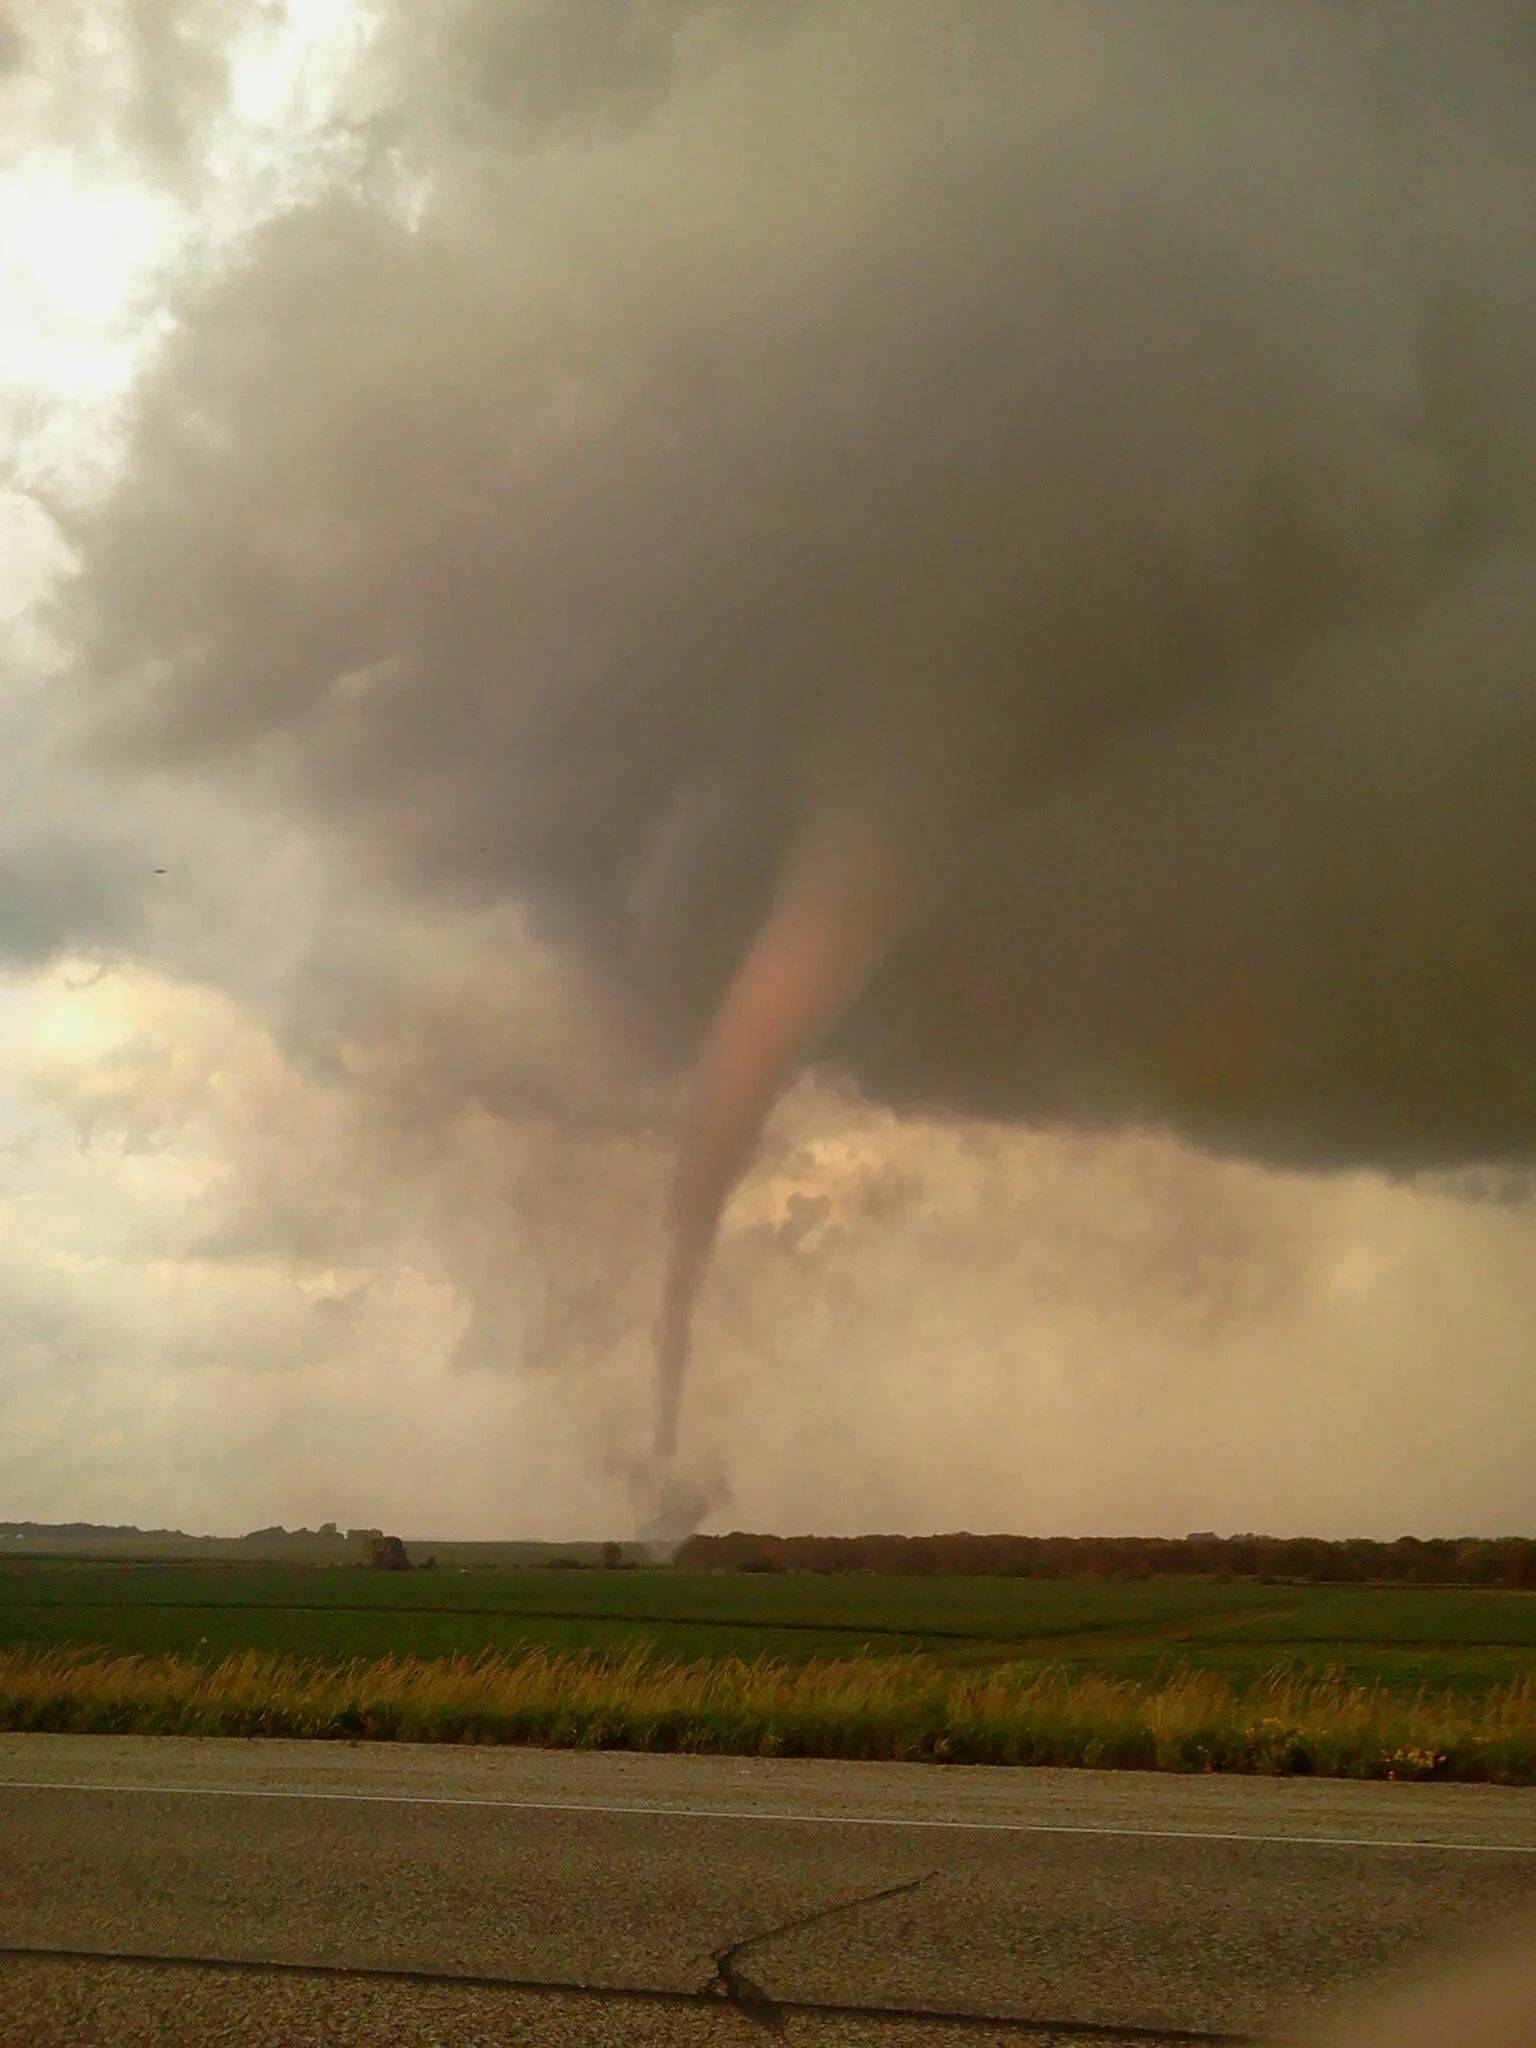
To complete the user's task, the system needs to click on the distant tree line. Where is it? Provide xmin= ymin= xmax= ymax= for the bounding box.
xmin=1 ymin=1520 xmax=193 ymax=1540
xmin=241 ymin=1522 xmax=346 ymax=1541
xmin=675 ymin=1530 xmax=1536 ymax=1589
xmin=2 ymin=1519 xmax=361 ymax=1546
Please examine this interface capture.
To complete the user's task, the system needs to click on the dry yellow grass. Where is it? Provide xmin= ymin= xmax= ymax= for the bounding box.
xmin=3 ymin=1642 xmax=1535 ymax=1779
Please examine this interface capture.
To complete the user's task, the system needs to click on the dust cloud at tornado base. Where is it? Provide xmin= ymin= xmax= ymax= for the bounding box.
xmin=4 ymin=3 xmax=1536 ymax=1536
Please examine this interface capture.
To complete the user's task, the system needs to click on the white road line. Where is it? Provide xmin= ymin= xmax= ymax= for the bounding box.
xmin=2 ymin=1778 xmax=1535 ymax=1856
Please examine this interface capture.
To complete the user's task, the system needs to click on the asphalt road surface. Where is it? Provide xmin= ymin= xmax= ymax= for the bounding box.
xmin=2 ymin=1736 xmax=1535 ymax=2045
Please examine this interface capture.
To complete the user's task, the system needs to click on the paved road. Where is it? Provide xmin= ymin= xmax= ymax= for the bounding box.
xmin=2 ymin=1737 xmax=1535 ymax=2044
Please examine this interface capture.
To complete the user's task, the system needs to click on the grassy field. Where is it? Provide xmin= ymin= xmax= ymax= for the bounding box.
xmin=2 ymin=1561 xmax=1533 ymax=1775
xmin=4 ymin=1561 xmax=1536 ymax=1685
xmin=0 ymin=1561 xmax=1297 ymax=1665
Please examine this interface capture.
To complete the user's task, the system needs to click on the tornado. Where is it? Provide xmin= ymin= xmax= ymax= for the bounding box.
xmin=653 ymin=805 xmax=915 ymax=1460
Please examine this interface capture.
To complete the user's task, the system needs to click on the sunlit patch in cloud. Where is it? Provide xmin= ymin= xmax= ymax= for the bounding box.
xmin=0 ymin=158 xmax=173 ymax=370
xmin=0 ymin=0 xmax=385 ymax=524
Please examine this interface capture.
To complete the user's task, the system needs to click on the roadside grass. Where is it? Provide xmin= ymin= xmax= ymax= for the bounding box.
xmin=3 ymin=1643 xmax=1536 ymax=1782
xmin=1043 ymin=1642 xmax=1536 ymax=1699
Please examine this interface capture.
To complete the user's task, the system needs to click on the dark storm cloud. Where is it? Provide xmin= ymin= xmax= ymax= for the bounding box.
xmin=0 ymin=827 xmax=139 ymax=964
xmin=0 ymin=616 xmax=146 ymax=977
xmin=59 ymin=0 xmax=1536 ymax=1178
xmin=366 ymin=0 xmax=783 ymax=150
xmin=856 ymin=562 xmax=1536 ymax=1169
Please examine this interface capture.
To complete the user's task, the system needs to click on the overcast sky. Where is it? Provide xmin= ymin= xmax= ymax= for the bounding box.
xmin=2 ymin=1 xmax=1533 ymax=1541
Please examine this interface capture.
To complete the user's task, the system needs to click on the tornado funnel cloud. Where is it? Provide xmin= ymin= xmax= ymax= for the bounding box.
xmin=654 ymin=814 xmax=911 ymax=1459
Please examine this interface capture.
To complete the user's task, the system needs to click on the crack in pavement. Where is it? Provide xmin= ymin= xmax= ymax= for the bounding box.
xmin=0 ymin=1941 xmax=1253 ymax=2041
xmin=700 ymin=1870 xmax=937 ymax=2033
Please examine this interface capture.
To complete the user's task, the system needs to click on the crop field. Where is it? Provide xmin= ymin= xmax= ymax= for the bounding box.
xmin=0 ymin=1561 xmax=1290 ymax=1665
xmin=3 ymin=1561 xmax=1535 ymax=1693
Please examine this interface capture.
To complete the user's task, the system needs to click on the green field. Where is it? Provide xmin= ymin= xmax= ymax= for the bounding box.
xmin=2 ymin=1561 xmax=1534 ymax=1696
xmin=3 ymin=1561 xmax=1535 ymax=1776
